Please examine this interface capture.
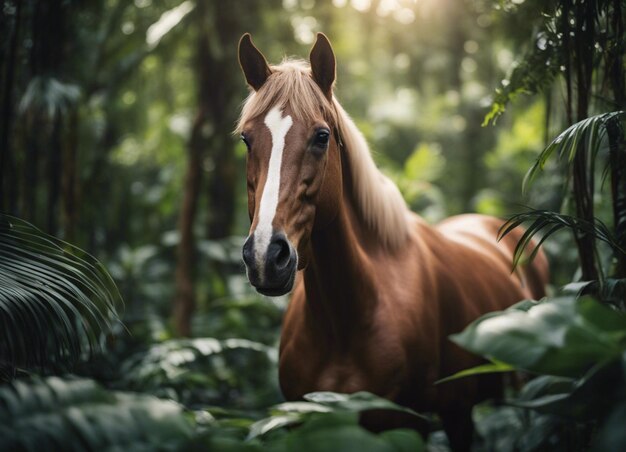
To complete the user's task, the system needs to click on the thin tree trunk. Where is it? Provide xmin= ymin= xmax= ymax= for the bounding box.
xmin=607 ymin=0 xmax=626 ymax=278
xmin=577 ymin=0 xmax=597 ymax=281
xmin=173 ymin=109 xmax=206 ymax=337
xmin=606 ymin=117 xmax=626 ymax=278
xmin=0 ymin=1 xmax=21 ymax=213
xmin=172 ymin=0 xmax=268 ymax=331
xmin=569 ymin=0 xmax=598 ymax=281
xmin=47 ymin=114 xmax=62 ymax=235
xmin=610 ymin=0 xmax=625 ymax=110
xmin=204 ymin=0 xmax=239 ymax=241
xmin=62 ymin=108 xmax=78 ymax=242
xmin=171 ymin=0 xmax=214 ymax=336
xmin=22 ymin=118 xmax=39 ymax=223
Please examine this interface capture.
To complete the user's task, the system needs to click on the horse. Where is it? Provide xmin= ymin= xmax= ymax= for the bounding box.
xmin=236 ymin=32 xmax=549 ymax=451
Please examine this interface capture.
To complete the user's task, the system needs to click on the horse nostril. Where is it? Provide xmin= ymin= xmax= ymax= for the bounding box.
xmin=269 ymin=235 xmax=292 ymax=269
xmin=276 ymin=241 xmax=290 ymax=268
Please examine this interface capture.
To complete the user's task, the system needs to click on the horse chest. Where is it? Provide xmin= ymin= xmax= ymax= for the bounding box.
xmin=279 ymin=345 xmax=403 ymax=401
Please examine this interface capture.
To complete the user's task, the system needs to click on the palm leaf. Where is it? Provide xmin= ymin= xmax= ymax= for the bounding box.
xmin=0 ymin=215 xmax=121 ymax=375
xmin=522 ymin=112 xmax=625 ymax=193
xmin=0 ymin=376 xmax=193 ymax=451
xmin=499 ymin=209 xmax=625 ymax=270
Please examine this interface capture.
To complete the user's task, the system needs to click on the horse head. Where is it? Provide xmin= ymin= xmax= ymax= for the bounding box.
xmin=237 ymin=33 xmax=342 ymax=296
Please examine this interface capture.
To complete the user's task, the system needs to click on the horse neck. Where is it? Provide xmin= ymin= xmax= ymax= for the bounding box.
xmin=302 ymin=163 xmax=379 ymax=341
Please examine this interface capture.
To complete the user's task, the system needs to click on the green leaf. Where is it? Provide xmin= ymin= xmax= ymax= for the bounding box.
xmin=247 ymin=414 xmax=303 ymax=440
xmin=249 ymin=392 xmax=427 ymax=441
xmin=0 ymin=376 xmax=194 ymax=451
xmin=303 ymin=392 xmax=424 ymax=419
xmin=522 ymin=112 xmax=625 ymax=193
xmin=451 ymin=296 xmax=626 ymax=377
xmin=0 ymin=215 xmax=121 ymax=374
xmin=265 ymin=412 xmax=424 ymax=452
xmin=512 ymin=359 xmax=623 ymax=421
xmin=498 ymin=209 xmax=625 ymax=270
xmin=436 ymin=360 xmax=514 ymax=384
xmin=379 ymin=429 xmax=425 ymax=452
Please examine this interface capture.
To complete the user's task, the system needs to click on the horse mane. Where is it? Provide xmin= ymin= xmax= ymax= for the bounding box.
xmin=236 ymin=58 xmax=410 ymax=250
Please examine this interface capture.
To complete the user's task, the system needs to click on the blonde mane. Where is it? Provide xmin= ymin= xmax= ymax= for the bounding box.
xmin=236 ymin=59 xmax=410 ymax=250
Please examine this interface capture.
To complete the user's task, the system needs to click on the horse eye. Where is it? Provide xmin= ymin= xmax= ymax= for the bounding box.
xmin=314 ymin=130 xmax=330 ymax=147
xmin=241 ymin=134 xmax=250 ymax=149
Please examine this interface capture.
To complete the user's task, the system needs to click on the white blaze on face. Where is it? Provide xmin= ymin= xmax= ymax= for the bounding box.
xmin=254 ymin=106 xmax=293 ymax=280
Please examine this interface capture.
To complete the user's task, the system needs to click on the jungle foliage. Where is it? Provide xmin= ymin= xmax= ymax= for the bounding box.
xmin=1 ymin=0 xmax=625 ymax=450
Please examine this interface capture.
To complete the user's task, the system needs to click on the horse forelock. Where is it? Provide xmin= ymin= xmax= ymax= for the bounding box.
xmin=236 ymin=58 xmax=410 ymax=251
xmin=235 ymin=59 xmax=336 ymax=134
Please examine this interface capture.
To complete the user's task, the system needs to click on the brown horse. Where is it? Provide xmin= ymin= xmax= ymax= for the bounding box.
xmin=236 ymin=33 xmax=548 ymax=450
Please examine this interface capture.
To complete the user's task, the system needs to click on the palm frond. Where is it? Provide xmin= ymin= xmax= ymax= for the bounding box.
xmin=0 ymin=376 xmax=193 ymax=451
xmin=522 ymin=112 xmax=625 ymax=193
xmin=498 ymin=209 xmax=625 ymax=270
xmin=0 ymin=215 xmax=121 ymax=375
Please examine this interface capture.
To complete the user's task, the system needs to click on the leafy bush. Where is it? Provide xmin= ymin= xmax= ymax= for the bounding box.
xmin=0 ymin=376 xmax=425 ymax=452
xmin=0 ymin=376 xmax=193 ymax=451
xmin=448 ymin=296 xmax=626 ymax=450
xmin=119 ymin=337 xmax=279 ymax=410
xmin=191 ymin=295 xmax=285 ymax=344
xmin=192 ymin=391 xmax=426 ymax=452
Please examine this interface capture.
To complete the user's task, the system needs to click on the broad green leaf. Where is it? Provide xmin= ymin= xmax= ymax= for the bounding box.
xmin=265 ymin=412 xmax=418 ymax=452
xmin=247 ymin=414 xmax=303 ymax=440
xmin=271 ymin=401 xmax=333 ymax=414
xmin=516 ymin=375 xmax=575 ymax=402
xmin=379 ymin=429 xmax=425 ymax=452
xmin=303 ymin=391 xmax=424 ymax=418
xmin=451 ymin=296 xmax=626 ymax=377
xmin=250 ymin=392 xmax=427 ymax=441
xmin=513 ymin=359 xmax=623 ymax=421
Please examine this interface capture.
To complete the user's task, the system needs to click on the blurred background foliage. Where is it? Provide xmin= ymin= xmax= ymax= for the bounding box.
xmin=1 ymin=0 xmax=625 ymax=450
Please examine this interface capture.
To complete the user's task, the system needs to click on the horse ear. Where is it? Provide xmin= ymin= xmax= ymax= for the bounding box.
xmin=309 ymin=33 xmax=336 ymax=99
xmin=238 ymin=33 xmax=272 ymax=91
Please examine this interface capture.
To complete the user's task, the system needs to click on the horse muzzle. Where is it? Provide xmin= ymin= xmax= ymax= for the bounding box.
xmin=242 ymin=231 xmax=297 ymax=296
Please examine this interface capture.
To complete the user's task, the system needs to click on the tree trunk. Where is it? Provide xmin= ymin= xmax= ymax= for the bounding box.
xmin=62 ymin=108 xmax=78 ymax=242
xmin=0 ymin=1 xmax=21 ymax=214
xmin=562 ymin=0 xmax=597 ymax=282
xmin=203 ymin=0 xmax=242 ymax=241
xmin=606 ymin=116 xmax=626 ymax=278
xmin=173 ymin=110 xmax=206 ymax=337
xmin=571 ymin=0 xmax=597 ymax=281
xmin=172 ymin=0 xmax=268 ymax=333
xmin=47 ymin=113 xmax=62 ymax=235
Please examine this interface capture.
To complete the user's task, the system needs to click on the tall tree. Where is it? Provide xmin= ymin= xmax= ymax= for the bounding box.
xmin=173 ymin=0 xmax=276 ymax=336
